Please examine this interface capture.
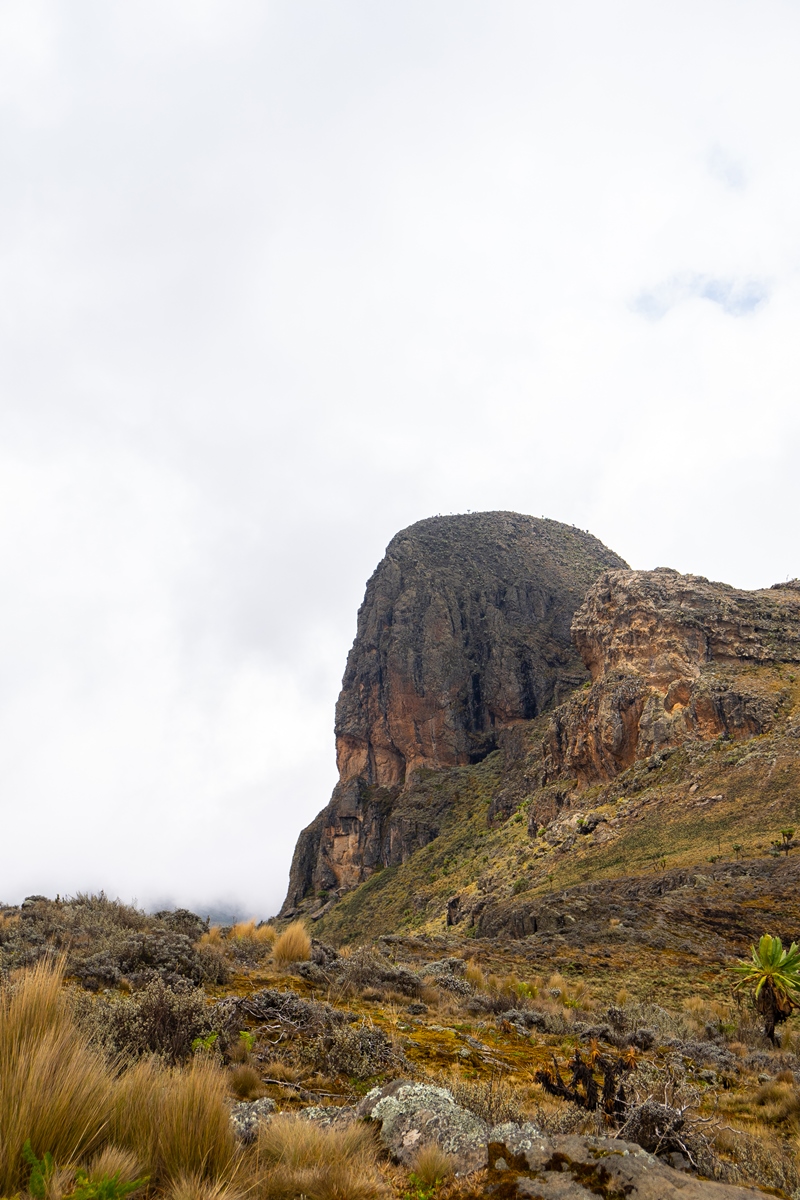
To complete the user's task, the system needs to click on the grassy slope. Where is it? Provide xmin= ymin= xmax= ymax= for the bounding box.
xmin=315 ymin=664 xmax=800 ymax=971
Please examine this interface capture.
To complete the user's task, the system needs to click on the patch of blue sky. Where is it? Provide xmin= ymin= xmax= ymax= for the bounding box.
xmin=633 ymin=274 xmax=769 ymax=320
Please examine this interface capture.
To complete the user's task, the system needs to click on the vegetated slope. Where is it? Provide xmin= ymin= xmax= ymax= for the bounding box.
xmin=283 ymin=512 xmax=628 ymax=910
xmin=308 ymin=569 xmax=800 ymax=954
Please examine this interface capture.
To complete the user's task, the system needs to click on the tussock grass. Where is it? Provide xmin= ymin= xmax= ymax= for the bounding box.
xmin=409 ymin=1143 xmax=454 ymax=1185
xmin=232 ymin=920 xmax=276 ymax=945
xmin=272 ymin=921 xmax=312 ymax=965
xmin=88 ymin=1144 xmax=143 ymax=1186
xmin=200 ymin=925 xmax=225 ymax=947
xmin=165 ymin=1174 xmax=244 ymax=1200
xmin=256 ymin=1115 xmax=382 ymax=1200
xmin=111 ymin=1055 xmax=236 ymax=1186
xmin=230 ymin=1063 xmax=265 ymax=1099
xmin=0 ymin=957 xmax=113 ymax=1194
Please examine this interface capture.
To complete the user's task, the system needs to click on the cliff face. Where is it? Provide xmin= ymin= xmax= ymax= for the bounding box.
xmin=282 ymin=512 xmax=627 ymax=910
xmin=546 ymin=569 xmax=800 ymax=785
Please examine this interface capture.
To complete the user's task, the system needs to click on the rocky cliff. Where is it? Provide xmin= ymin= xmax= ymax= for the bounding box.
xmin=546 ymin=569 xmax=800 ymax=785
xmin=282 ymin=513 xmax=627 ymax=910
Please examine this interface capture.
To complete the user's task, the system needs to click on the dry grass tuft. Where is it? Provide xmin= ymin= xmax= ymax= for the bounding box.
xmin=231 ymin=919 xmax=277 ymax=945
xmin=464 ymin=960 xmax=486 ymax=990
xmin=200 ymin=925 xmax=224 ymax=947
xmin=263 ymin=1060 xmax=304 ymax=1083
xmin=409 ymin=1143 xmax=454 ymax=1185
xmin=88 ymin=1145 xmax=143 ymax=1186
xmin=0 ymin=957 xmax=113 ymax=1195
xmin=256 ymin=1114 xmax=382 ymax=1200
xmin=112 ymin=1054 xmax=236 ymax=1185
xmin=165 ymin=1173 xmax=244 ymax=1200
xmin=230 ymin=1063 xmax=265 ymax=1100
xmin=272 ymin=921 xmax=312 ymax=965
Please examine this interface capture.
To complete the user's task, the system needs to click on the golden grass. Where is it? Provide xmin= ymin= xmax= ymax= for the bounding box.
xmin=231 ymin=920 xmax=277 ymax=945
xmin=409 ymin=1143 xmax=454 ymax=1185
xmin=165 ymin=1174 xmax=244 ymax=1200
xmin=464 ymin=960 xmax=486 ymax=990
xmin=272 ymin=921 xmax=312 ymax=965
xmin=200 ymin=925 xmax=224 ymax=947
xmin=263 ymin=1061 xmax=304 ymax=1083
xmin=88 ymin=1144 xmax=143 ymax=1186
xmin=0 ymin=957 xmax=114 ymax=1194
xmin=230 ymin=1064 xmax=265 ymax=1100
xmin=256 ymin=1115 xmax=382 ymax=1200
xmin=111 ymin=1055 xmax=236 ymax=1185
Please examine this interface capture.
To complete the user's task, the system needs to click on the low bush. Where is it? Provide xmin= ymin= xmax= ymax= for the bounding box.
xmin=82 ymin=976 xmax=222 ymax=1063
xmin=305 ymin=1022 xmax=397 ymax=1080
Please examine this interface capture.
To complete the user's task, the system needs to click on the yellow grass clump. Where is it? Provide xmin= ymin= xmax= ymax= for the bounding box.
xmin=409 ymin=1142 xmax=454 ymax=1186
xmin=232 ymin=919 xmax=277 ymax=945
xmin=111 ymin=1055 xmax=236 ymax=1186
xmin=200 ymin=924 xmax=224 ymax=947
xmin=256 ymin=1114 xmax=382 ymax=1200
xmin=272 ymin=920 xmax=312 ymax=965
xmin=0 ymin=957 xmax=114 ymax=1195
xmin=230 ymin=1063 xmax=265 ymax=1100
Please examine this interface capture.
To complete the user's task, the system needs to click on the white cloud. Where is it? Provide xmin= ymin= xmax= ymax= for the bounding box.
xmin=1 ymin=0 xmax=800 ymax=912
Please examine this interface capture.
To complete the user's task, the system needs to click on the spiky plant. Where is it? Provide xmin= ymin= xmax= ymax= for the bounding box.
xmin=732 ymin=934 xmax=800 ymax=1044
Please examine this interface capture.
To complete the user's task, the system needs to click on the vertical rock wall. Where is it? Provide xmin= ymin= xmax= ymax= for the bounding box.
xmin=282 ymin=512 xmax=627 ymax=910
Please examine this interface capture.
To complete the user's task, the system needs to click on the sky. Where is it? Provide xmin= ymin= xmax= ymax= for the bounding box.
xmin=1 ymin=0 xmax=799 ymax=918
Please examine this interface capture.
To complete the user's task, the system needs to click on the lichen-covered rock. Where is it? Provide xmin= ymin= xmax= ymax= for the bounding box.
xmin=230 ymin=1097 xmax=276 ymax=1143
xmin=488 ymin=1132 xmax=773 ymax=1198
xmin=547 ymin=568 xmax=800 ymax=785
xmin=284 ymin=512 xmax=626 ymax=907
xmin=356 ymin=1079 xmax=490 ymax=1172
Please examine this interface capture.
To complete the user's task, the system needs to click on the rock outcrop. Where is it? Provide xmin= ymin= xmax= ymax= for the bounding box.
xmin=546 ymin=569 xmax=800 ymax=786
xmin=283 ymin=513 xmax=627 ymax=909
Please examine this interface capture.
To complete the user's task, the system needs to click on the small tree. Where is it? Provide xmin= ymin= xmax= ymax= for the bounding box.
xmin=732 ymin=934 xmax=800 ymax=1044
xmin=780 ymin=828 xmax=796 ymax=856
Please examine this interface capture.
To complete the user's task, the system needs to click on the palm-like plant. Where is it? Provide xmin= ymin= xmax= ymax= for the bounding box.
xmin=732 ymin=934 xmax=800 ymax=1044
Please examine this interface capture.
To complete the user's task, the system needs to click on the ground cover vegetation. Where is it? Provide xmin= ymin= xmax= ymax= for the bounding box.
xmin=1 ymin=890 xmax=800 ymax=1200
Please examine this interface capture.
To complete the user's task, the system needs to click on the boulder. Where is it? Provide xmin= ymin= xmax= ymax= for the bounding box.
xmin=488 ymin=1131 xmax=773 ymax=1198
xmin=356 ymin=1079 xmax=490 ymax=1173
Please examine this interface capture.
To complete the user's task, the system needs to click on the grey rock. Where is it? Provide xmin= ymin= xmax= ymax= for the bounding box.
xmin=299 ymin=1104 xmax=357 ymax=1127
xmin=357 ymin=1079 xmax=489 ymax=1173
xmin=230 ymin=1097 xmax=276 ymax=1143
xmin=489 ymin=1132 xmax=773 ymax=1198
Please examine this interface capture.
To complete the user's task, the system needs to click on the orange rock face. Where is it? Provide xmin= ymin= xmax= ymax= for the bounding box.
xmin=547 ymin=570 xmax=800 ymax=786
xmin=282 ymin=512 xmax=627 ymax=910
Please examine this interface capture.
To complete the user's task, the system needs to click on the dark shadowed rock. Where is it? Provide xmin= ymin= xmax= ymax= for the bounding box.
xmin=488 ymin=1131 xmax=773 ymax=1197
xmin=283 ymin=513 xmax=626 ymax=908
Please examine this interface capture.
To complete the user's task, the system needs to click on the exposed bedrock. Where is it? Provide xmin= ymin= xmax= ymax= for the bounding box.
xmin=547 ymin=568 xmax=800 ymax=785
xmin=282 ymin=512 xmax=627 ymax=909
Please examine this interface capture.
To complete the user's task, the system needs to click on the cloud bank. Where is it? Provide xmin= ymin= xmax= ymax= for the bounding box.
xmin=1 ymin=0 xmax=799 ymax=915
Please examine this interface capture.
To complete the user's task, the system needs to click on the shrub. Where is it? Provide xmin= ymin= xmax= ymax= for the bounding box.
xmin=85 ymin=976 xmax=218 ymax=1062
xmin=272 ymin=921 xmax=312 ymax=965
xmin=0 ymin=958 xmax=113 ymax=1194
xmin=307 ymin=1023 xmax=396 ymax=1080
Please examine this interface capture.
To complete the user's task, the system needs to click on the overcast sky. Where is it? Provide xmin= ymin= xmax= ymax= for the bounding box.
xmin=1 ymin=0 xmax=799 ymax=918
